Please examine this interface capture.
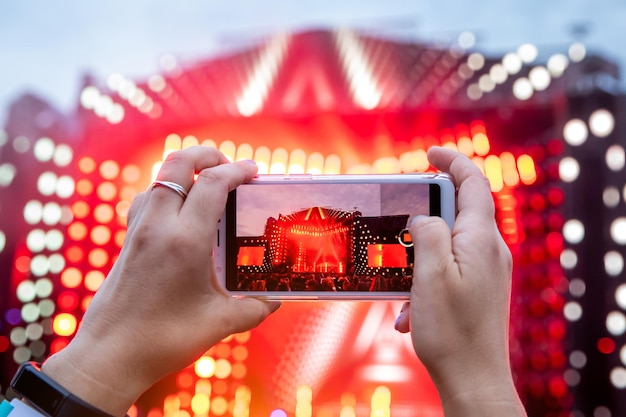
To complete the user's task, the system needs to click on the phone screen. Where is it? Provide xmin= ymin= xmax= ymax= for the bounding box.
xmin=224 ymin=181 xmax=441 ymax=293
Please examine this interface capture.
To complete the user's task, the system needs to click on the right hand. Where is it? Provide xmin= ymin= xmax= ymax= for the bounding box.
xmin=395 ymin=147 xmax=526 ymax=417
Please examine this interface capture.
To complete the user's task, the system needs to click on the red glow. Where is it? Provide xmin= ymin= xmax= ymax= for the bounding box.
xmin=598 ymin=337 xmax=616 ymax=354
xmin=50 ymin=338 xmax=69 ymax=354
xmin=0 ymin=335 xmax=9 ymax=353
xmin=58 ymin=291 xmax=79 ymax=311
xmin=237 ymin=247 xmax=265 ymax=266
xmin=367 ymin=244 xmax=407 ymax=268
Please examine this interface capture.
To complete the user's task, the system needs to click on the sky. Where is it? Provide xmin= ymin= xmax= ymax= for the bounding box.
xmin=0 ymin=0 xmax=625 ymax=124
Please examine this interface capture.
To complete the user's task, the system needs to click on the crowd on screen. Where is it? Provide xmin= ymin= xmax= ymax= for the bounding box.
xmin=235 ymin=271 xmax=413 ymax=292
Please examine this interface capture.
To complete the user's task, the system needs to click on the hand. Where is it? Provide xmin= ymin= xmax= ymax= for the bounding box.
xmin=41 ymin=146 xmax=281 ymax=416
xmin=395 ymin=147 xmax=526 ymax=416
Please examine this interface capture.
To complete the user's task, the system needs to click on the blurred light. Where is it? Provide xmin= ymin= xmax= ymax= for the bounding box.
xmin=563 ymin=301 xmax=583 ymax=321
xmin=160 ymin=54 xmax=177 ymax=72
xmin=100 ymin=160 xmax=120 ymax=179
xmin=606 ymin=145 xmax=625 ymax=171
xmin=214 ymin=358 xmax=232 ymax=379
xmin=517 ymin=155 xmax=537 ymax=185
xmin=26 ymin=229 xmax=46 ymax=252
xmin=512 ymin=78 xmax=533 ymax=100
xmin=42 ymin=202 xmax=62 ymax=225
xmin=560 ymin=249 xmax=578 ymax=269
xmin=78 ymin=156 xmax=97 ymax=174
xmin=610 ymin=367 xmax=626 ymax=389
xmin=219 ymin=140 xmax=237 ymax=161
xmin=569 ymin=278 xmax=586 ymax=297
xmin=148 ymin=75 xmax=166 ymax=92
xmin=30 ymin=254 xmax=50 ymax=276
xmin=88 ymin=248 xmax=109 ymax=268
xmin=13 ymin=136 xmax=30 ymax=153
xmin=61 ymin=267 xmax=83 ymax=288
xmin=94 ymin=204 xmax=115 ymax=223
xmin=53 ymin=144 xmax=73 ymax=167
xmin=195 ymin=356 xmax=216 ymax=378
xmin=373 ymin=157 xmax=401 ymax=174
xmin=529 ymin=66 xmax=551 ymax=91
xmin=17 ymin=281 xmax=36 ymax=303
xmin=559 ymin=156 xmax=580 ymax=182
xmin=472 ymin=133 xmax=490 ymax=156
xmin=604 ymin=186 xmax=620 ymax=208
xmin=569 ymin=42 xmax=586 ymax=62
xmin=55 ymin=175 xmax=75 ymax=199
xmin=0 ymin=231 xmax=6 ymax=253
xmin=37 ymin=172 xmax=57 ymax=196
xmin=484 ymin=155 xmax=503 ymax=192
xmin=563 ymin=219 xmax=584 ymax=244
xmin=547 ymin=53 xmax=569 ymax=77
xmin=489 ymin=64 xmax=508 ymax=84
xmin=478 ymin=74 xmax=495 ymax=92
xmin=191 ymin=394 xmax=210 ymax=415
xmin=517 ymin=43 xmax=538 ymax=63
xmin=254 ymin=146 xmax=272 ymax=174
xmin=53 ymin=313 xmax=77 ymax=336
xmin=458 ymin=31 xmax=475 ymax=49
xmin=570 ymin=350 xmax=587 ymax=368
xmin=35 ymin=278 xmax=53 ymax=298
xmin=467 ymin=53 xmax=485 ymax=71
xmin=80 ymin=86 xmax=100 ymax=109
xmin=610 ymin=217 xmax=626 ymax=244
xmin=589 ymin=109 xmax=615 ymax=137
xmin=607 ymin=311 xmax=626 ymax=336
xmin=0 ymin=163 xmax=16 ymax=186
xmin=603 ymin=250 xmax=622 ymax=276
xmin=616 ymin=284 xmax=626 ymax=310
xmin=235 ymin=143 xmax=254 ymax=162
xmin=467 ymin=84 xmax=483 ymax=100
xmin=563 ymin=119 xmax=588 ymax=146
xmin=34 ymin=138 xmax=55 ymax=162
xmin=598 ymin=337 xmax=616 ymax=354
xmin=502 ymin=52 xmax=523 ymax=74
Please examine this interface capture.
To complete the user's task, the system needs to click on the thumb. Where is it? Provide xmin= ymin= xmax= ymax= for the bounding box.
xmin=222 ymin=298 xmax=282 ymax=335
xmin=409 ymin=215 xmax=454 ymax=286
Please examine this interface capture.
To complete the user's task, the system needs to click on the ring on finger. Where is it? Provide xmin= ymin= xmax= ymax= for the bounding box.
xmin=150 ymin=180 xmax=189 ymax=200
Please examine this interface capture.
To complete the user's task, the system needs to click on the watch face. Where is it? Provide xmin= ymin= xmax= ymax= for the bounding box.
xmin=12 ymin=363 xmax=64 ymax=413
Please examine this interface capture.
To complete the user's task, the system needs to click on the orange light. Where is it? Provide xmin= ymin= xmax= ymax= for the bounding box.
xmin=232 ymin=345 xmax=248 ymax=362
xmin=472 ymin=156 xmax=485 ymax=175
xmin=191 ymin=393 xmax=210 ymax=415
xmin=500 ymin=152 xmax=520 ymax=187
xmin=484 ymin=155 xmax=504 ymax=192
xmin=81 ymin=295 xmax=93 ymax=311
xmin=116 ymin=200 xmax=131 ymax=219
xmin=61 ymin=267 xmax=82 ymax=288
xmin=50 ymin=338 xmax=69 ymax=354
xmin=88 ymin=248 xmax=109 ymax=268
xmin=235 ymin=143 xmax=254 ymax=161
xmin=68 ymin=222 xmax=88 ymax=241
xmin=65 ymin=245 xmax=84 ymax=263
xmin=182 ymin=135 xmax=199 ymax=149
xmin=121 ymin=165 xmax=141 ymax=184
xmin=269 ymin=148 xmax=289 ymax=174
xmin=120 ymin=186 xmax=138 ymax=203
xmin=114 ymin=230 xmax=126 ymax=247
xmin=195 ymin=356 xmax=216 ymax=378
xmin=210 ymin=396 xmax=228 ymax=416
xmin=231 ymin=363 xmax=247 ymax=379
xmin=53 ymin=313 xmax=77 ymax=336
xmin=472 ymin=132 xmax=490 ymax=156
xmin=306 ymin=152 xmax=325 ymax=174
xmin=234 ymin=332 xmax=251 ymax=344
xmin=253 ymin=146 xmax=272 ymax=174
xmin=219 ymin=140 xmax=237 ymax=161
xmin=84 ymin=270 xmax=106 ymax=292
xmin=214 ymin=358 xmax=232 ymax=379
xmin=517 ymin=154 xmax=537 ymax=185
xmin=212 ymin=380 xmax=228 ymax=395
xmin=75 ymin=179 xmax=94 ymax=197
xmin=163 ymin=134 xmax=182 ymax=157
xmin=71 ymin=201 xmax=90 ymax=219
xmin=97 ymin=182 xmax=118 ymax=201
xmin=176 ymin=372 xmax=195 ymax=389
xmin=78 ymin=156 xmax=96 ymax=174
xmin=91 ymin=225 xmax=112 ymax=245
xmin=457 ymin=136 xmax=474 ymax=157
xmin=94 ymin=204 xmax=115 ymax=223
xmin=215 ymin=343 xmax=231 ymax=358
xmin=99 ymin=160 xmax=120 ymax=180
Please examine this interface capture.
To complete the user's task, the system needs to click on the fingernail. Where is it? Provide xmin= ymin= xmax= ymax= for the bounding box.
xmin=394 ymin=311 xmax=403 ymax=329
xmin=409 ymin=215 xmax=427 ymax=228
xmin=243 ymin=159 xmax=257 ymax=165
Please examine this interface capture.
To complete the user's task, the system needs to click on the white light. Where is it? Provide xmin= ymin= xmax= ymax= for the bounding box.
xmin=569 ymin=278 xmax=586 ymax=297
xmin=608 ymin=311 xmax=626 ymax=335
xmin=569 ymin=42 xmax=586 ymax=62
xmin=37 ymin=172 xmax=57 ymax=196
xmin=606 ymin=251 xmax=625 ymax=276
xmin=564 ymin=301 xmax=583 ymax=321
xmin=80 ymin=86 xmax=100 ymax=110
xmin=53 ymin=144 xmax=73 ymax=167
xmin=563 ymin=119 xmax=588 ymax=146
xmin=107 ymin=73 xmax=124 ymax=91
xmin=570 ymin=350 xmax=587 ymax=368
xmin=148 ymin=75 xmax=166 ymax=92
xmin=35 ymin=278 xmax=53 ymax=298
xmin=478 ymin=74 xmax=496 ymax=92
xmin=605 ymin=187 xmax=621 ymax=208
xmin=30 ymin=255 xmax=49 ymax=277
xmin=517 ymin=43 xmax=538 ymax=63
xmin=55 ymin=175 xmax=75 ymax=199
xmin=563 ymin=219 xmax=585 ymax=244
xmin=106 ymin=103 xmax=125 ymax=124
xmin=467 ymin=53 xmax=485 ymax=71
xmin=606 ymin=145 xmax=625 ymax=171
xmin=94 ymin=95 xmax=114 ymax=118
xmin=559 ymin=157 xmax=580 ymax=182
xmin=42 ymin=202 xmax=62 ymax=226
xmin=610 ymin=217 xmax=626 ymax=244
xmin=502 ymin=52 xmax=523 ymax=74
xmin=594 ymin=406 xmax=611 ymax=417
xmin=547 ymin=53 xmax=569 ymax=77
xmin=0 ymin=231 xmax=5 ymax=253
xmin=616 ymin=284 xmax=626 ymax=310
xmin=564 ymin=369 xmax=581 ymax=387
xmin=16 ymin=281 xmax=36 ymax=303
xmin=489 ymin=64 xmax=508 ymax=84
xmin=467 ymin=84 xmax=483 ymax=100
xmin=23 ymin=200 xmax=43 ymax=225
xmin=529 ymin=66 xmax=551 ymax=91
xmin=458 ymin=31 xmax=475 ymax=49
xmin=33 ymin=138 xmax=55 ymax=162
xmin=560 ymin=249 xmax=578 ymax=269
xmin=0 ymin=163 xmax=16 ymax=186
xmin=621 ymin=345 xmax=626 ymax=366
xmin=611 ymin=367 xmax=626 ymax=389
xmin=589 ymin=109 xmax=615 ymax=137
xmin=45 ymin=229 xmax=64 ymax=251
xmin=512 ymin=78 xmax=533 ymax=100
xmin=48 ymin=254 xmax=65 ymax=274
xmin=26 ymin=229 xmax=46 ymax=252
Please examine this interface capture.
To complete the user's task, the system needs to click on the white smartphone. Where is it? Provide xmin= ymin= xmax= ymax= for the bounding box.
xmin=215 ymin=173 xmax=455 ymax=300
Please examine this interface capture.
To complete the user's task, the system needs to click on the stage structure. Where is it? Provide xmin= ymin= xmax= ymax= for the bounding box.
xmin=0 ymin=28 xmax=624 ymax=417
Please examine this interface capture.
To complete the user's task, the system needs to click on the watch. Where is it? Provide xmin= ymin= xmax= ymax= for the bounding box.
xmin=10 ymin=362 xmax=115 ymax=417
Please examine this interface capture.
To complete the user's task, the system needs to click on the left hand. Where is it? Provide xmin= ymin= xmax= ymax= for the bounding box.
xmin=42 ymin=146 xmax=281 ymax=416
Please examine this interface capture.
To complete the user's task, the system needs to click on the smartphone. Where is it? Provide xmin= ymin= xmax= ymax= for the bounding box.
xmin=215 ymin=173 xmax=455 ymax=300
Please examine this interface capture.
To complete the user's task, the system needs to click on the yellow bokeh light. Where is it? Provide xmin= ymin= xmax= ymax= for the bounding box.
xmin=78 ymin=156 xmax=96 ymax=174
xmin=484 ymin=155 xmax=504 ymax=192
xmin=214 ymin=358 xmax=232 ymax=379
xmin=472 ymin=132 xmax=490 ymax=156
xmin=210 ymin=397 xmax=228 ymax=416
xmin=91 ymin=225 xmax=112 ymax=245
xmin=191 ymin=393 xmax=210 ymax=415
xmin=53 ymin=313 xmax=77 ymax=336
xmin=99 ymin=160 xmax=120 ymax=180
xmin=517 ymin=154 xmax=537 ymax=185
xmin=195 ymin=356 xmax=216 ymax=378
xmin=84 ymin=270 xmax=106 ymax=292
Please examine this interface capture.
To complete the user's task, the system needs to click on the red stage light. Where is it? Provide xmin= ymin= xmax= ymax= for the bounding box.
xmin=598 ymin=337 xmax=616 ymax=354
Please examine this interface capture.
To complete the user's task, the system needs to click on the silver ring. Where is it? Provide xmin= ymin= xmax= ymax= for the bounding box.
xmin=151 ymin=180 xmax=188 ymax=199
